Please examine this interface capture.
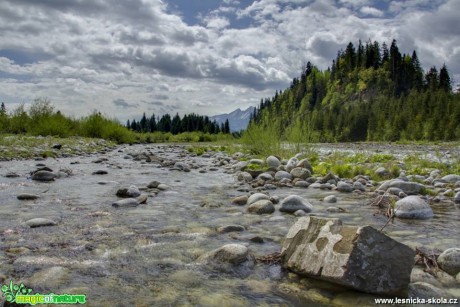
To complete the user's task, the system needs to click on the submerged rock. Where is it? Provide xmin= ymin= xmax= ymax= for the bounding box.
xmin=247 ymin=199 xmax=275 ymax=214
xmin=247 ymin=193 xmax=269 ymax=206
xmin=394 ymin=196 xmax=433 ymax=219
xmin=17 ymin=193 xmax=40 ymax=200
xmin=281 ymin=216 xmax=414 ymax=294
xmin=199 ymin=244 xmax=249 ymax=264
xmin=112 ymin=198 xmax=139 ymax=208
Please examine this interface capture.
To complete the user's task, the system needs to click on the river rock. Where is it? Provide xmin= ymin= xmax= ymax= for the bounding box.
xmin=441 ymin=174 xmax=460 ymax=183
xmin=352 ymin=181 xmax=366 ymax=192
xmin=394 ymin=196 xmax=433 ymax=219
xmin=247 ymin=193 xmax=269 ymax=205
xmin=231 ymin=195 xmax=248 ymax=206
xmin=378 ymin=179 xmax=424 ymax=195
xmin=437 ymin=248 xmax=460 ymax=276
xmin=454 ymin=192 xmax=460 ymax=204
xmin=5 ymin=172 xmax=20 ymax=178
xmin=257 ymin=173 xmax=273 ymax=181
xmin=247 ymin=199 xmax=275 ymax=214
xmin=324 ymin=195 xmax=337 ymax=203
xmin=294 ymin=181 xmax=310 ymax=188
xmin=217 ymin=225 xmax=245 ymax=233
xmin=157 ymin=183 xmax=170 ymax=190
xmin=266 ymin=156 xmax=281 ymax=168
xmin=92 ymin=170 xmax=108 ymax=175
xmin=274 ymin=171 xmax=292 ymax=181
xmin=112 ymin=198 xmax=139 ymax=208
xmin=199 ymin=244 xmax=249 ymax=264
xmin=237 ymin=172 xmax=253 ymax=182
xmin=290 ymin=167 xmax=311 ymax=180
xmin=337 ymin=181 xmax=353 ymax=192
xmin=286 ymin=158 xmax=298 ymax=172
xmin=31 ymin=170 xmax=57 ymax=181
xmin=116 ymin=185 xmax=141 ymax=198
xmin=296 ymin=159 xmax=313 ymax=173
xmin=174 ymin=162 xmax=191 ymax=172
xmin=25 ymin=218 xmax=57 ymax=228
xmin=17 ymin=194 xmax=40 ymax=200
xmin=233 ymin=161 xmax=248 ymax=171
xmin=407 ymin=282 xmax=447 ymax=299
xmin=281 ymin=216 xmax=415 ymax=294
xmin=279 ymin=195 xmax=313 ymax=213
xmin=375 ymin=167 xmax=388 ymax=177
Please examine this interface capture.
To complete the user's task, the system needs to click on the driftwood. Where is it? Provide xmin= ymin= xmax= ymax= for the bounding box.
xmin=415 ymin=247 xmax=441 ymax=274
xmin=255 ymin=252 xmax=281 ymax=264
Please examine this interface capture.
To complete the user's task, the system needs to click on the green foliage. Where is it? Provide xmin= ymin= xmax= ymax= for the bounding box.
xmin=239 ymin=121 xmax=282 ymax=156
xmin=248 ymin=39 xmax=459 ymax=143
xmin=79 ymin=112 xmax=135 ymax=144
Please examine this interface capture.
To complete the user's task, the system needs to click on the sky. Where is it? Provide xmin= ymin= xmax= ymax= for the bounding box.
xmin=0 ymin=0 xmax=459 ymax=122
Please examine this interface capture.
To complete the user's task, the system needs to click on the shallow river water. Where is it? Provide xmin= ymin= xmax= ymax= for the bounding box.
xmin=0 ymin=144 xmax=459 ymax=306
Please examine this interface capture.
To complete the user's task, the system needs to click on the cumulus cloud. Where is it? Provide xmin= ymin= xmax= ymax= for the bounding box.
xmin=360 ymin=6 xmax=384 ymax=17
xmin=0 ymin=0 xmax=458 ymax=120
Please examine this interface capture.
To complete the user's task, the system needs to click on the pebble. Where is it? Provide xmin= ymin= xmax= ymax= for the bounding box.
xmin=17 ymin=193 xmax=40 ymax=200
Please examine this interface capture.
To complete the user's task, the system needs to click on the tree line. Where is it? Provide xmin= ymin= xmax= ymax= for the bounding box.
xmin=127 ymin=112 xmax=230 ymax=134
xmin=248 ymin=39 xmax=459 ymax=142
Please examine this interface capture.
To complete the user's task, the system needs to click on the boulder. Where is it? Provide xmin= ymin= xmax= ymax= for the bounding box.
xmin=266 ymin=156 xmax=281 ymax=168
xmin=394 ymin=196 xmax=433 ymax=219
xmin=437 ymin=248 xmax=460 ymax=276
xmin=281 ymin=216 xmax=415 ymax=294
xmin=290 ymin=167 xmax=311 ymax=180
xmin=279 ymin=195 xmax=313 ymax=213
xmin=247 ymin=200 xmax=275 ymax=214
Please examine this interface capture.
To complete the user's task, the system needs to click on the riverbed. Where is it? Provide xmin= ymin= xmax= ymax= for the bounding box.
xmin=0 ymin=143 xmax=459 ymax=306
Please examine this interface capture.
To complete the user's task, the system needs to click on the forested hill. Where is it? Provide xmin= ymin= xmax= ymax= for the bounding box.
xmin=249 ymin=39 xmax=460 ymax=142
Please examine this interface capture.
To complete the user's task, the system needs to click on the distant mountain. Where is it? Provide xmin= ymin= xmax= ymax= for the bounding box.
xmin=210 ymin=106 xmax=255 ymax=132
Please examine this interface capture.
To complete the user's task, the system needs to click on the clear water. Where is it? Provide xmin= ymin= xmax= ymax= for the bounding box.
xmin=0 ymin=144 xmax=458 ymax=306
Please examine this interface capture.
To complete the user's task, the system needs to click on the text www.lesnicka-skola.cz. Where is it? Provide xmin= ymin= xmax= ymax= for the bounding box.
xmin=375 ymin=297 xmax=458 ymax=305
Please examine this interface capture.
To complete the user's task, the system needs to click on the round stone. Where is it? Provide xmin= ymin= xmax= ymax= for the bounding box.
xmin=394 ymin=196 xmax=433 ymax=219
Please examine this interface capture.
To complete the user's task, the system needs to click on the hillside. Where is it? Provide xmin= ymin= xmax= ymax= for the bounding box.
xmin=248 ymin=39 xmax=460 ymax=142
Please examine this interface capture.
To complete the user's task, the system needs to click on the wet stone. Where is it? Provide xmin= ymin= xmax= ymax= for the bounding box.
xmin=217 ymin=225 xmax=245 ymax=233
xmin=24 ymin=218 xmax=57 ymax=228
xmin=17 ymin=193 xmax=40 ymax=200
xmin=31 ymin=170 xmax=57 ymax=182
xmin=112 ymin=198 xmax=139 ymax=208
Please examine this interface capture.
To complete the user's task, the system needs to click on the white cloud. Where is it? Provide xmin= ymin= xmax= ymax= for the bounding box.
xmin=360 ymin=6 xmax=384 ymax=17
xmin=0 ymin=0 xmax=458 ymax=121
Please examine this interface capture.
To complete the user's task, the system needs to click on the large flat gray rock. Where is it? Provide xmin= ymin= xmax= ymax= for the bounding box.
xmin=281 ymin=216 xmax=415 ymax=294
